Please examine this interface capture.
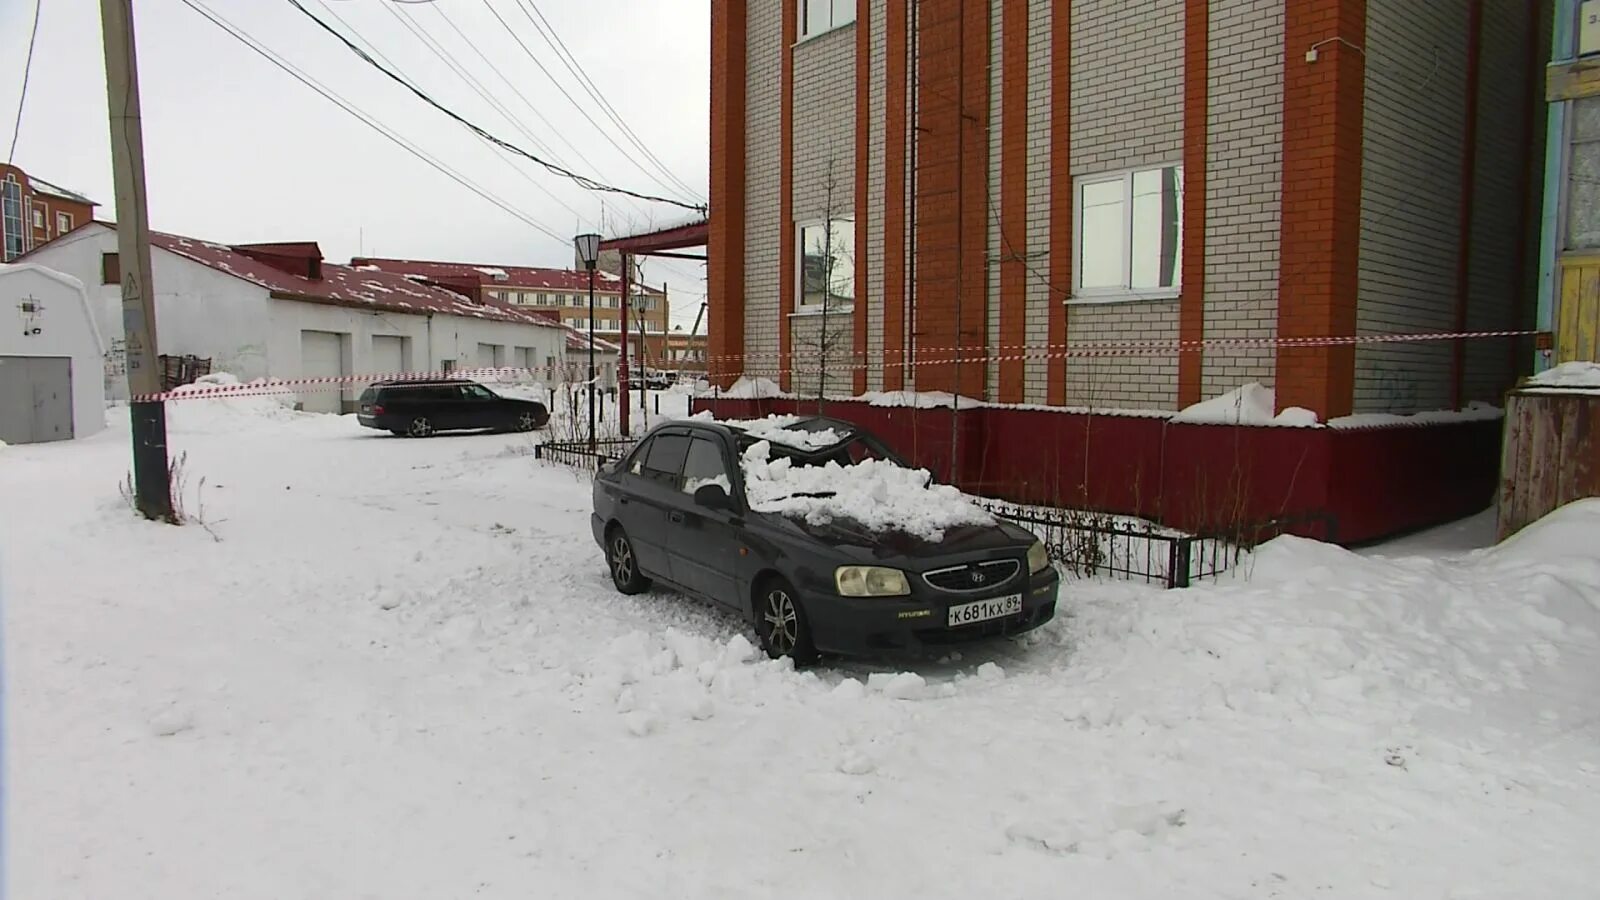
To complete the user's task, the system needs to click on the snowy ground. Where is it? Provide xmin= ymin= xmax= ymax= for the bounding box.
xmin=3 ymin=398 xmax=1599 ymax=899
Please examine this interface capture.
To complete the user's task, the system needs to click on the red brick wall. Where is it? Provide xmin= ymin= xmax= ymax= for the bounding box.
xmin=1046 ymin=0 xmax=1070 ymax=407
xmin=707 ymin=0 xmax=746 ymax=387
xmin=914 ymin=0 xmax=990 ymax=398
xmin=1179 ymin=0 xmax=1209 ymax=408
xmin=1276 ymin=0 xmax=1366 ymax=418
xmin=854 ymin=0 xmax=872 ymax=395
xmin=778 ymin=0 xmax=797 ymax=392
xmin=883 ymin=0 xmax=909 ymax=391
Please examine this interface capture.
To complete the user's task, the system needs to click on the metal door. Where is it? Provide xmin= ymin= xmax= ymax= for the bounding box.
xmin=0 ymin=356 xmax=73 ymax=444
xmin=371 ymin=335 xmax=405 ymax=377
xmin=299 ymin=330 xmax=344 ymax=414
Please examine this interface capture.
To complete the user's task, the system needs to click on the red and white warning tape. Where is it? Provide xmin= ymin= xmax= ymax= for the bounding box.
xmin=136 ymin=329 xmax=1541 ymax=403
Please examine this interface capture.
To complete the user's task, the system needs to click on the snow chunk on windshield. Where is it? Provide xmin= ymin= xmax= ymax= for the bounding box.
xmin=727 ymin=415 xmax=847 ymax=450
xmin=739 ymin=440 xmax=994 ymax=540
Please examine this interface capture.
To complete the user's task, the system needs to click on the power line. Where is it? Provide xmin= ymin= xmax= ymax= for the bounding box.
xmin=283 ymin=0 xmax=704 ymax=213
xmin=6 ymin=0 xmax=42 ymax=164
xmin=514 ymin=0 xmax=704 ymax=203
xmin=352 ymin=0 xmax=595 ymax=226
xmin=181 ymin=0 xmax=569 ymax=247
xmin=476 ymin=0 xmax=701 ymax=208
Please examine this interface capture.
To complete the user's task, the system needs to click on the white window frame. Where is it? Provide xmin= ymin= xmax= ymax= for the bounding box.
xmin=1071 ymin=163 xmax=1183 ymax=303
xmin=794 ymin=217 xmax=856 ymax=313
xmin=32 ymin=208 xmax=44 ymax=229
xmin=56 ymin=211 xmax=72 ymax=234
xmin=799 ymin=0 xmax=856 ymax=41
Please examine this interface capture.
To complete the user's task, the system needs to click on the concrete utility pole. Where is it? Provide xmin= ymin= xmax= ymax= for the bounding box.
xmin=101 ymin=0 xmax=173 ymax=521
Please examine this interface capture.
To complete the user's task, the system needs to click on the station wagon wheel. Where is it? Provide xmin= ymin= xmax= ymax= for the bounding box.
xmin=756 ymin=578 xmax=817 ymax=665
xmin=407 ymin=416 xmax=435 ymax=438
xmin=514 ymin=410 xmax=539 ymax=432
xmin=607 ymin=526 xmax=651 ymax=594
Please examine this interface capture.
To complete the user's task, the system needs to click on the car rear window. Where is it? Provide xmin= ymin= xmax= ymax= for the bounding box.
xmin=359 ymin=388 xmax=376 ymax=404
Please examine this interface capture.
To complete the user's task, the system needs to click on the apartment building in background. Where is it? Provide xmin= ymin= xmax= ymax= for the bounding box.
xmin=707 ymin=0 xmax=1550 ymax=419
xmin=351 ymin=257 xmax=693 ymax=371
xmin=1 ymin=164 xmax=97 ymax=262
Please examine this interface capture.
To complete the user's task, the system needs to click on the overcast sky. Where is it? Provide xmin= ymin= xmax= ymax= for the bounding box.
xmin=1 ymin=0 xmax=711 ymax=329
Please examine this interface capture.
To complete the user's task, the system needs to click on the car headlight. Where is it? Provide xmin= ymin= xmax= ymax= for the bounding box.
xmin=835 ymin=566 xmax=911 ymax=597
xmin=1027 ymin=540 xmax=1051 ymax=574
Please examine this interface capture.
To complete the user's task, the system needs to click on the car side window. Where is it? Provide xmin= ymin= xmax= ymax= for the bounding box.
xmin=463 ymin=384 xmax=494 ymax=401
xmin=627 ymin=438 xmax=653 ymax=476
xmin=681 ymin=437 xmax=732 ymax=496
xmin=641 ymin=434 xmax=691 ymax=490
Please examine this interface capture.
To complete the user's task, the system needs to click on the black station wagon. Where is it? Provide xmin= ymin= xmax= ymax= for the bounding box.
xmin=590 ymin=416 xmax=1059 ymax=662
xmin=357 ymin=379 xmax=549 ymax=437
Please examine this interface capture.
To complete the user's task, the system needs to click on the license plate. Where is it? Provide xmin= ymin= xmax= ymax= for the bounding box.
xmin=947 ymin=593 xmax=1022 ymax=627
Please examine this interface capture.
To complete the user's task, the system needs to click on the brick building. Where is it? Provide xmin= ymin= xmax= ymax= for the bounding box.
xmin=707 ymin=0 xmax=1549 ymax=419
xmin=350 ymin=257 xmax=686 ymax=372
xmin=0 ymin=164 xmax=97 ymax=262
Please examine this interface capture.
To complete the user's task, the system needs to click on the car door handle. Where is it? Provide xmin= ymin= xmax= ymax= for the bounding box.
xmin=668 ymin=510 xmax=686 ymax=524
xmin=617 ymin=495 xmax=630 ymax=505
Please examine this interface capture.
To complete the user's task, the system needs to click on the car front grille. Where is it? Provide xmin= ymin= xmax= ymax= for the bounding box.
xmin=921 ymin=559 xmax=1022 ymax=593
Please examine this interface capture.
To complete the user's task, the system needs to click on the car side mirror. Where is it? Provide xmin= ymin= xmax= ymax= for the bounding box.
xmin=694 ymin=483 xmax=732 ymax=511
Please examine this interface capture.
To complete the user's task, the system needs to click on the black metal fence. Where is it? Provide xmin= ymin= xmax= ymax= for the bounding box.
xmin=977 ymin=502 xmax=1334 ymax=589
xmin=534 ymin=438 xmax=639 ymax=472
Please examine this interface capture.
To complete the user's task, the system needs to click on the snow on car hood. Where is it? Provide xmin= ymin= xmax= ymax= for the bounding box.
xmin=739 ymin=440 xmax=994 ymax=541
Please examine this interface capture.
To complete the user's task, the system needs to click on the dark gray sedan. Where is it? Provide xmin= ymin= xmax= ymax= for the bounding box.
xmin=590 ymin=416 xmax=1059 ymax=662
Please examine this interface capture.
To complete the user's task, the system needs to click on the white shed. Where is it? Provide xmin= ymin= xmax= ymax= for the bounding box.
xmin=0 ymin=262 xmax=106 ymax=444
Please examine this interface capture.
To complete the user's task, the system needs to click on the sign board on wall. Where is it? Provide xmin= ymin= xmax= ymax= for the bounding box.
xmin=1584 ymin=0 xmax=1600 ymax=56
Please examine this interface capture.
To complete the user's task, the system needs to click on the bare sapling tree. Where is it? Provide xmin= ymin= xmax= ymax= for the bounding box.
xmin=799 ymin=155 xmax=855 ymax=408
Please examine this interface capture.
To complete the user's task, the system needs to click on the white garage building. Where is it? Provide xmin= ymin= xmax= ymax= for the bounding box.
xmin=20 ymin=223 xmax=567 ymax=413
xmin=0 ymin=262 xmax=107 ymax=444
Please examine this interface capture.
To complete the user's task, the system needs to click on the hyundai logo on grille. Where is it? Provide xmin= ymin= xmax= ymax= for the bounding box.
xmin=969 ymin=569 xmax=987 ymax=584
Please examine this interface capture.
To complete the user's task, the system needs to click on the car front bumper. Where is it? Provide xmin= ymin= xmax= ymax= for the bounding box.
xmin=803 ymin=569 xmax=1060 ymax=656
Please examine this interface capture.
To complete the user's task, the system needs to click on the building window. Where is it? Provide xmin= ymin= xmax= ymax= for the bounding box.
xmin=800 ymin=0 xmax=855 ymax=38
xmin=798 ymin=219 xmax=856 ymax=308
xmin=33 ymin=208 xmax=44 ymax=229
xmin=1 ymin=176 xmax=23 ymax=261
xmin=102 ymin=252 xmax=121 ymax=285
xmin=1074 ymin=164 xmax=1183 ymax=298
xmin=56 ymin=212 xmax=72 ymax=234
xmin=1569 ymin=97 xmax=1600 ymax=249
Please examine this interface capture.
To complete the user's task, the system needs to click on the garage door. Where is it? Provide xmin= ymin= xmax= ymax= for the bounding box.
xmin=0 ymin=356 xmax=73 ymax=444
xmin=299 ymin=331 xmax=345 ymax=415
xmin=372 ymin=335 xmax=406 ymax=377
xmin=477 ymin=342 xmax=504 ymax=369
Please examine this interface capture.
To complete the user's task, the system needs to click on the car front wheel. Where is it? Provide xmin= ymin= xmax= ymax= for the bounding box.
xmin=407 ymin=417 xmax=435 ymax=438
xmin=607 ymin=526 xmax=651 ymax=594
xmin=514 ymin=410 xmax=539 ymax=432
xmin=756 ymin=578 xmax=817 ymax=665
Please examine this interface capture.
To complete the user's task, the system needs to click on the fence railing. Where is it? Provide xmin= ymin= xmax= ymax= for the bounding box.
xmin=534 ymin=438 xmax=639 ymax=471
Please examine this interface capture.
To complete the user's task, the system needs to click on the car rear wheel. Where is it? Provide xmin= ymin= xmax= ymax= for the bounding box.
xmin=607 ymin=526 xmax=651 ymax=594
xmin=756 ymin=578 xmax=817 ymax=665
xmin=514 ymin=410 xmax=539 ymax=432
xmin=407 ymin=416 xmax=435 ymax=438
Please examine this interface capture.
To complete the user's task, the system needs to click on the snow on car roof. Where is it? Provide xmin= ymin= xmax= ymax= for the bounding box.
xmin=715 ymin=415 xmax=854 ymax=451
xmin=738 ymin=439 xmax=993 ymax=541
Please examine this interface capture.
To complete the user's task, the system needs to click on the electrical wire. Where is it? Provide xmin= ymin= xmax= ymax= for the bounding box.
xmin=513 ymin=0 xmax=705 ymax=203
xmin=181 ymin=0 xmax=570 ymax=247
xmin=6 ymin=0 xmax=42 ymax=164
xmin=477 ymin=0 xmax=701 ymax=208
xmin=282 ymin=0 xmax=705 ymax=213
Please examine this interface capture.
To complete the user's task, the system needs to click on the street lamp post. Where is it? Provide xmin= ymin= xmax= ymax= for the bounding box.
xmin=574 ymin=232 xmax=602 ymax=449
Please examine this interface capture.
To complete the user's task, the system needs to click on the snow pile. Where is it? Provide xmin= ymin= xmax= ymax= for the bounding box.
xmin=709 ymin=376 xmax=783 ymax=399
xmin=739 ymin=439 xmax=993 ymax=539
xmin=164 ymin=373 xmax=306 ymax=433
xmin=1171 ymin=382 xmax=1320 ymax=427
xmin=860 ymin=390 xmax=986 ymax=409
xmin=1526 ymin=360 xmax=1600 ymax=391
xmin=727 ymin=414 xmax=846 ymax=450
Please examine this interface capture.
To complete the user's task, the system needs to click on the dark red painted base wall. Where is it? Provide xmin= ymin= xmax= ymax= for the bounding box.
xmin=691 ymin=397 xmax=1501 ymax=545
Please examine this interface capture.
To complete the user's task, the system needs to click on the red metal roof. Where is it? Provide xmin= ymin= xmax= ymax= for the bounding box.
xmin=351 ymin=256 xmax=660 ymax=295
xmin=85 ymin=224 xmax=562 ymax=328
xmin=598 ymin=218 xmax=709 ymax=254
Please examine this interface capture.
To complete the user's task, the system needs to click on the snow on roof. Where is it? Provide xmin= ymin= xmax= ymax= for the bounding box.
xmin=351 ymin=257 xmax=659 ymax=294
xmin=1525 ymin=361 xmax=1600 ymax=392
xmin=26 ymin=175 xmax=96 ymax=206
xmin=738 ymin=440 xmax=993 ymax=541
xmin=84 ymin=225 xmax=562 ymax=329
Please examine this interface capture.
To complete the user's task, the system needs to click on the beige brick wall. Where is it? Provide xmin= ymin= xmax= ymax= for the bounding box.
xmin=1355 ymin=0 xmax=1470 ymax=413
xmin=1065 ymin=300 xmax=1182 ymax=408
xmin=986 ymin=0 xmax=1004 ymax=396
xmin=792 ymin=26 xmax=857 ymax=220
xmin=743 ymin=0 xmax=784 ymax=379
xmin=866 ymin=0 xmax=888 ymax=391
xmin=790 ymin=311 xmax=855 ymax=396
xmin=1202 ymin=0 xmax=1282 ymax=400
xmin=1065 ymin=0 xmax=1184 ymax=409
xmin=1022 ymin=0 xmax=1054 ymax=405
